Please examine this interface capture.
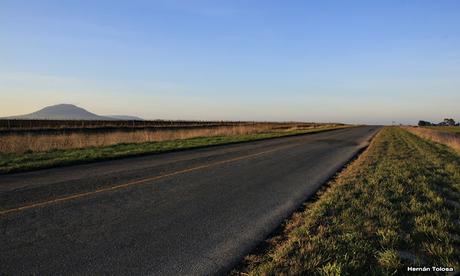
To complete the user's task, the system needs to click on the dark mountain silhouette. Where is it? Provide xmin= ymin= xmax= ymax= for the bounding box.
xmin=6 ymin=104 xmax=143 ymax=120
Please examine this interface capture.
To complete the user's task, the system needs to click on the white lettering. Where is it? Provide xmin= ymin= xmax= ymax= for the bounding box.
xmin=407 ymin=267 xmax=431 ymax=272
xmin=432 ymin=267 xmax=454 ymax=272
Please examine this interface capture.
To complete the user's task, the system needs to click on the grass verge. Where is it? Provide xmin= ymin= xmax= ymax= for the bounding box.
xmin=0 ymin=126 xmax=348 ymax=174
xmin=425 ymin=126 xmax=460 ymax=134
xmin=237 ymin=127 xmax=460 ymax=275
xmin=406 ymin=127 xmax=460 ymax=154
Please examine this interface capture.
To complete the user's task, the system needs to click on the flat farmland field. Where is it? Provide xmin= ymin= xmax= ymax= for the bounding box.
xmin=425 ymin=126 xmax=460 ymax=133
xmin=406 ymin=126 xmax=460 ymax=153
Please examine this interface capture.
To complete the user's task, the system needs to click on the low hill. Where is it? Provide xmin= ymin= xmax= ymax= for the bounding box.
xmin=6 ymin=104 xmax=143 ymax=121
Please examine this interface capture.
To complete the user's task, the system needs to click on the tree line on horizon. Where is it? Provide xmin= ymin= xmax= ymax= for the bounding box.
xmin=418 ymin=118 xmax=459 ymax=127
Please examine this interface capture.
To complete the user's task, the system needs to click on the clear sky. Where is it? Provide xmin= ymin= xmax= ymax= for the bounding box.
xmin=1 ymin=0 xmax=459 ymax=124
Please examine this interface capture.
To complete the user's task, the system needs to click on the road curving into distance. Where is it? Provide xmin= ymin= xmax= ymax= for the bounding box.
xmin=1 ymin=126 xmax=381 ymax=275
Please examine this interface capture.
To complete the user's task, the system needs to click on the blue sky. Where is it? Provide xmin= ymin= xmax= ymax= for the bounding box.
xmin=1 ymin=0 xmax=459 ymax=124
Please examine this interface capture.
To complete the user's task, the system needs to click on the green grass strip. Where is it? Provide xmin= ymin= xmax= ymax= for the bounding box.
xmin=0 ymin=126 xmax=347 ymax=174
xmin=240 ymin=127 xmax=460 ymax=275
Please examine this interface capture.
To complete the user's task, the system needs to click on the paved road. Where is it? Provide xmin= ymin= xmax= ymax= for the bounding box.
xmin=0 ymin=126 xmax=380 ymax=275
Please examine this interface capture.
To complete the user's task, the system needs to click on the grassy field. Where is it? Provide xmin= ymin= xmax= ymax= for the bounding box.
xmin=0 ymin=125 xmax=347 ymax=174
xmin=425 ymin=126 xmax=460 ymax=133
xmin=238 ymin=127 xmax=460 ymax=275
xmin=0 ymin=124 xmax=273 ymax=154
xmin=407 ymin=127 xmax=460 ymax=153
xmin=0 ymin=122 xmax=337 ymax=154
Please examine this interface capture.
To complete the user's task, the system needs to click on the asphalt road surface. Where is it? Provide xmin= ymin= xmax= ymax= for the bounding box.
xmin=1 ymin=126 xmax=380 ymax=275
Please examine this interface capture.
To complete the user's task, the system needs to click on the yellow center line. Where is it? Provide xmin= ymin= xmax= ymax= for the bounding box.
xmin=0 ymin=143 xmax=299 ymax=216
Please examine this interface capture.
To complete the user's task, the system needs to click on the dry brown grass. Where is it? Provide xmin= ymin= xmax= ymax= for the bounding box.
xmin=405 ymin=126 xmax=460 ymax=153
xmin=0 ymin=123 xmax=325 ymax=154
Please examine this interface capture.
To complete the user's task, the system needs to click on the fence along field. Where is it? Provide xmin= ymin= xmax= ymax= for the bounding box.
xmin=0 ymin=119 xmax=260 ymax=130
xmin=0 ymin=119 xmax=341 ymax=154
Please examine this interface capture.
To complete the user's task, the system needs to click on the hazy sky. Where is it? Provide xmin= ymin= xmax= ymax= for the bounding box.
xmin=1 ymin=0 xmax=459 ymax=124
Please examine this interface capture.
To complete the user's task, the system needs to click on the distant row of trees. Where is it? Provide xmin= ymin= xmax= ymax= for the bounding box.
xmin=418 ymin=118 xmax=459 ymax=126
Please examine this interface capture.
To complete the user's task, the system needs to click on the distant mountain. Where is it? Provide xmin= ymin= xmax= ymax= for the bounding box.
xmin=6 ymin=104 xmax=143 ymax=121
